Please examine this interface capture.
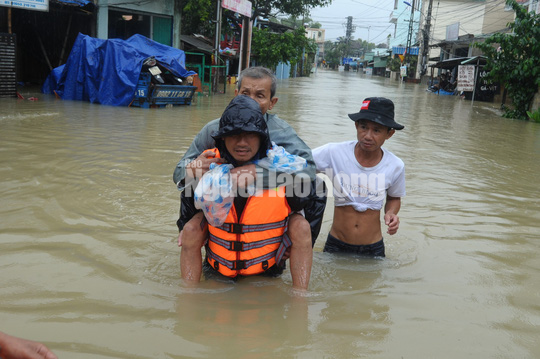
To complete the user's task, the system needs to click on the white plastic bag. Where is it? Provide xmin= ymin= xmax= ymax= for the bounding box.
xmin=194 ymin=163 xmax=235 ymax=227
xmin=255 ymin=142 xmax=307 ymax=174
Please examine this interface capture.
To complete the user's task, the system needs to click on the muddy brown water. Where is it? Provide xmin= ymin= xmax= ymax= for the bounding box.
xmin=1 ymin=69 xmax=540 ymax=358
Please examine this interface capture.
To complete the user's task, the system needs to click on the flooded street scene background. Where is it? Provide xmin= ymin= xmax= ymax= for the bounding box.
xmin=1 ymin=69 xmax=540 ymax=358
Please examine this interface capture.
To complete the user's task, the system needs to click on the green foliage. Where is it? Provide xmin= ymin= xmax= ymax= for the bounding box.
xmin=387 ymin=56 xmax=401 ymax=72
xmin=277 ymin=15 xmax=317 ymax=29
xmin=251 ymin=0 xmax=332 ymax=19
xmin=527 ymin=109 xmax=540 ymax=123
xmin=474 ymin=0 xmax=540 ymax=120
xmin=251 ymin=27 xmax=317 ymax=70
xmin=407 ymin=60 xmax=417 ymax=78
xmin=180 ymin=0 xmax=215 ymax=37
xmin=323 ymin=40 xmax=346 ymax=67
xmin=180 ymin=0 xmax=332 ymax=37
xmin=341 ymin=38 xmax=376 ymax=57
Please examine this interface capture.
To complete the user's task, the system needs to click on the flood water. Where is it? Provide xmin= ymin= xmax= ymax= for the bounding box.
xmin=1 ymin=69 xmax=540 ymax=358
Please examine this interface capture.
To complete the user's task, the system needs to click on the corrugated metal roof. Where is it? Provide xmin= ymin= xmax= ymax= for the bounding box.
xmin=179 ymin=35 xmax=214 ymax=54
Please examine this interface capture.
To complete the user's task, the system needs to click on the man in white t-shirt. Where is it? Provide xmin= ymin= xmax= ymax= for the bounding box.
xmin=312 ymin=97 xmax=405 ymax=257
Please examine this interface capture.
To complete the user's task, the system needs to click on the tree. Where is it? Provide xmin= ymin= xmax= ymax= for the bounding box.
xmin=277 ymin=15 xmax=318 ymax=29
xmin=474 ymin=0 xmax=540 ymax=120
xmin=251 ymin=27 xmax=317 ymax=71
xmin=323 ymin=40 xmax=346 ymax=68
xmin=180 ymin=0 xmax=332 ymax=45
xmin=251 ymin=0 xmax=332 ymax=19
xmin=387 ymin=56 xmax=401 ymax=72
xmin=180 ymin=0 xmax=215 ymax=36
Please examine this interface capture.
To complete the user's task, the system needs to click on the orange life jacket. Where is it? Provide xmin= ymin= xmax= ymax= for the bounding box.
xmin=202 ymin=149 xmax=291 ymax=277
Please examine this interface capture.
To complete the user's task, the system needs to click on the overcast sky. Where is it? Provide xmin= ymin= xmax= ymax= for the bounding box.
xmin=309 ymin=0 xmax=396 ymax=44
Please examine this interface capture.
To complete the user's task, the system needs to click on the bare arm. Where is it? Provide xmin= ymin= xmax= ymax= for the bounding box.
xmin=384 ymin=195 xmax=401 ymax=235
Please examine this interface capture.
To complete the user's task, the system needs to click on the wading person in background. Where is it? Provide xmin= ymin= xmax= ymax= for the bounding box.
xmin=173 ymin=67 xmax=325 ymax=286
xmin=312 ymin=97 xmax=405 ymax=257
xmin=179 ymin=95 xmax=312 ymax=289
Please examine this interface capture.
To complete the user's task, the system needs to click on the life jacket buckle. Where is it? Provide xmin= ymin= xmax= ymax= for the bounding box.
xmin=229 ymin=223 xmax=244 ymax=234
xmin=231 ymin=241 xmax=244 ymax=251
xmin=232 ymin=260 xmax=246 ymax=270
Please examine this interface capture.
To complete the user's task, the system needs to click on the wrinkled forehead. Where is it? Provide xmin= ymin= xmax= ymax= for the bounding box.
xmin=238 ymin=77 xmax=272 ymax=93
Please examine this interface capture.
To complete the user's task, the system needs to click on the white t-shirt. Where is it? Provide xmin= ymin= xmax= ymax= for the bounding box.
xmin=313 ymin=141 xmax=405 ymax=212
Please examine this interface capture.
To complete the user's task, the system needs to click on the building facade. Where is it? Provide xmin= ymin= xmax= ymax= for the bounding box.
xmin=389 ymin=0 xmax=422 ymax=49
xmin=305 ymin=27 xmax=325 ymax=64
xmin=95 ymin=0 xmax=180 ymax=47
xmin=0 ymin=0 xmax=182 ymax=83
xmin=414 ymin=0 xmax=517 ymax=80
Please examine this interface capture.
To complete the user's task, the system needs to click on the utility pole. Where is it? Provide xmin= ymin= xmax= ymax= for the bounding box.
xmin=420 ymin=0 xmax=434 ymax=76
xmin=356 ymin=25 xmax=371 ymax=44
xmin=404 ymin=0 xmax=416 ymax=68
xmin=344 ymin=16 xmax=355 ymax=58
xmin=214 ymin=0 xmax=222 ymax=92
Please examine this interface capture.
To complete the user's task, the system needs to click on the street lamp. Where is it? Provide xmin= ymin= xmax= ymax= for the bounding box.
xmin=403 ymin=1 xmax=419 ymax=11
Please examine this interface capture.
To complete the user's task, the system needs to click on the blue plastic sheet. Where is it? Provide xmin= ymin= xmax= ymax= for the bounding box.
xmin=194 ymin=163 xmax=235 ymax=227
xmin=255 ymin=142 xmax=308 ymax=174
xmin=194 ymin=144 xmax=307 ymax=226
xmin=427 ymin=88 xmax=456 ymax=96
xmin=42 ymin=33 xmax=196 ymax=106
xmin=55 ymin=0 xmax=93 ymax=6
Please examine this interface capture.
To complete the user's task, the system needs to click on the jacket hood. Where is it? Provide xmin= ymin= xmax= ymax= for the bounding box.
xmin=212 ymin=95 xmax=271 ymax=164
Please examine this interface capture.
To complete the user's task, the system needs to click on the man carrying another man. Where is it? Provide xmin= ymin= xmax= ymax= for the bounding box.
xmin=173 ymin=67 xmax=323 ymax=290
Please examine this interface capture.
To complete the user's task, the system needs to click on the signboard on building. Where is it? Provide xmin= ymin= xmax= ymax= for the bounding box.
xmin=457 ymin=65 xmax=475 ymax=91
xmin=1 ymin=0 xmax=49 ymax=11
xmin=446 ymin=22 xmax=459 ymax=41
xmin=222 ymin=0 xmax=251 ymax=17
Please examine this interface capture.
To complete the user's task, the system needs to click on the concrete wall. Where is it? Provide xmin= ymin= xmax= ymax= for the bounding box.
xmin=482 ymin=1 xmax=515 ymax=34
xmin=429 ymin=0 xmax=483 ymax=46
xmin=389 ymin=0 xmax=421 ymax=48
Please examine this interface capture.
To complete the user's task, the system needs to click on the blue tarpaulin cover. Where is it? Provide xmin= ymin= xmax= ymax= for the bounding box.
xmin=42 ymin=33 xmax=196 ymax=106
xmin=54 ymin=0 xmax=93 ymax=6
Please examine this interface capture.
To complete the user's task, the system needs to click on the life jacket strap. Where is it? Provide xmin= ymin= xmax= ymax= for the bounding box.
xmin=206 ymin=246 xmax=279 ymax=271
xmin=217 ymin=218 xmax=288 ymax=234
xmin=275 ymin=216 xmax=292 ymax=264
xmin=209 ymin=233 xmax=283 ymax=252
xmin=275 ymin=232 xmax=292 ymax=264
